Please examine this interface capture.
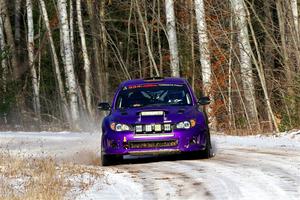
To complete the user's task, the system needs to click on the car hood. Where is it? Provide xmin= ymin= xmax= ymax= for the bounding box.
xmin=110 ymin=105 xmax=198 ymax=124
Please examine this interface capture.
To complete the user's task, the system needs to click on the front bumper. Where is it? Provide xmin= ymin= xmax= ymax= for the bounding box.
xmin=102 ymin=127 xmax=208 ymax=155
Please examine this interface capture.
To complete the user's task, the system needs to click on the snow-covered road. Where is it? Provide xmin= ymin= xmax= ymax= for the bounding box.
xmin=0 ymin=131 xmax=299 ymax=200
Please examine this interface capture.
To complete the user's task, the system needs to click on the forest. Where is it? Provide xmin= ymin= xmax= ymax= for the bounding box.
xmin=0 ymin=0 xmax=299 ymax=133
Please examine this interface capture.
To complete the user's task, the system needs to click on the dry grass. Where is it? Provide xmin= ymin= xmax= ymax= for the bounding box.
xmin=71 ymin=150 xmax=101 ymax=166
xmin=0 ymin=153 xmax=103 ymax=200
xmin=0 ymin=153 xmax=67 ymax=200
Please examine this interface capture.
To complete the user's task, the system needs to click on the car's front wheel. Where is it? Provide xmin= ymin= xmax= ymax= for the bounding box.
xmin=193 ymin=130 xmax=213 ymax=159
xmin=200 ymin=113 xmax=214 ymax=158
xmin=200 ymin=134 xmax=212 ymax=158
xmin=101 ymin=153 xmax=123 ymax=166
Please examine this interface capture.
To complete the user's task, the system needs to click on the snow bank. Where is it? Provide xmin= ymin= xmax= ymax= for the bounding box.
xmin=212 ymin=130 xmax=300 ymax=151
xmin=276 ymin=130 xmax=300 ymax=142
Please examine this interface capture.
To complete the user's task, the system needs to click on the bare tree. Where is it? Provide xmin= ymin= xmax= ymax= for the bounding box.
xmin=86 ymin=0 xmax=102 ymax=99
xmin=0 ymin=15 xmax=7 ymax=123
xmin=165 ymin=0 xmax=180 ymax=77
xmin=99 ymin=0 xmax=109 ymax=101
xmin=194 ymin=0 xmax=212 ymax=95
xmin=0 ymin=0 xmax=18 ymax=79
xmin=76 ymin=0 xmax=92 ymax=116
xmin=135 ymin=0 xmax=160 ymax=77
xmin=14 ymin=0 xmax=22 ymax=57
xmin=69 ymin=0 xmax=74 ymax=59
xmin=26 ymin=0 xmax=41 ymax=122
xmin=245 ymin=5 xmax=279 ymax=132
xmin=291 ymin=0 xmax=299 ymax=38
xmin=276 ymin=0 xmax=296 ymax=110
xmin=231 ymin=0 xmax=260 ymax=129
xmin=39 ymin=0 xmax=70 ymax=122
xmin=57 ymin=0 xmax=80 ymax=124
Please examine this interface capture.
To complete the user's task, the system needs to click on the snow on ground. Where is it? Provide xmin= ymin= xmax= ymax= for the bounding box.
xmin=276 ymin=130 xmax=300 ymax=142
xmin=214 ymin=133 xmax=300 ymax=150
xmin=0 ymin=131 xmax=299 ymax=200
xmin=0 ymin=131 xmax=101 ymax=164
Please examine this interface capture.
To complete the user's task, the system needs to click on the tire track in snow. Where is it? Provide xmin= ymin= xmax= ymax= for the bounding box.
xmin=166 ymin=160 xmax=244 ymax=200
xmin=120 ymin=162 xmax=190 ymax=200
xmin=216 ymin=149 xmax=300 ymax=196
xmin=114 ymin=159 xmax=214 ymax=200
xmin=203 ymin=149 xmax=299 ymax=200
xmin=113 ymin=147 xmax=300 ymax=200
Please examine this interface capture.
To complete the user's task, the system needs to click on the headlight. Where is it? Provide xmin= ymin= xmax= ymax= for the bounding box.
xmin=176 ymin=120 xmax=196 ymax=129
xmin=110 ymin=123 xmax=130 ymax=131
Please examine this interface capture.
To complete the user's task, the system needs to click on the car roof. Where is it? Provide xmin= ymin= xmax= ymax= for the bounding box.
xmin=120 ymin=77 xmax=188 ymax=88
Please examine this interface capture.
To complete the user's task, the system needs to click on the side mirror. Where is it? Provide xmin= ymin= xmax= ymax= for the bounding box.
xmin=98 ymin=102 xmax=111 ymax=111
xmin=198 ymin=96 xmax=211 ymax=105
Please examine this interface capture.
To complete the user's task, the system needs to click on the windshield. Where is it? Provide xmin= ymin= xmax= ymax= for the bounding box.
xmin=115 ymin=84 xmax=192 ymax=109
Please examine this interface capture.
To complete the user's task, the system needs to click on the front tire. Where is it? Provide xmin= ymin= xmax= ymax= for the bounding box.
xmin=200 ymin=132 xmax=212 ymax=158
xmin=101 ymin=153 xmax=123 ymax=166
xmin=200 ymin=112 xmax=213 ymax=158
xmin=189 ymin=131 xmax=213 ymax=159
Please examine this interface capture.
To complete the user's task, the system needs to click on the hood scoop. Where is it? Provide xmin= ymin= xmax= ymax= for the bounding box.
xmin=140 ymin=111 xmax=165 ymax=116
xmin=137 ymin=110 xmax=166 ymax=123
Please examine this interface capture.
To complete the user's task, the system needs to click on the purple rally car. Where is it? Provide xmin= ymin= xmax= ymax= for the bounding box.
xmin=98 ymin=77 xmax=212 ymax=165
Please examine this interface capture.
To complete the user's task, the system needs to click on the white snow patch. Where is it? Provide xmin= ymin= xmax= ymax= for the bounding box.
xmin=276 ymin=130 xmax=300 ymax=141
xmin=76 ymin=169 xmax=143 ymax=200
xmin=213 ymin=132 xmax=300 ymax=151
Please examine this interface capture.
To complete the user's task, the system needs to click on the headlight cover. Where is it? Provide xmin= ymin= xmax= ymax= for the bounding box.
xmin=176 ymin=119 xmax=196 ymax=129
xmin=110 ymin=123 xmax=130 ymax=132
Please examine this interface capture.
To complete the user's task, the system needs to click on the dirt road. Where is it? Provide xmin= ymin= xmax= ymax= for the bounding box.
xmin=0 ymin=131 xmax=299 ymax=200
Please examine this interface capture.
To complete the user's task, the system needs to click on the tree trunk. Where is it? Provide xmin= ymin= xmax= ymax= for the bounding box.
xmin=39 ymin=0 xmax=70 ymax=122
xmin=126 ymin=0 xmax=134 ymax=69
xmin=26 ymin=0 xmax=41 ymax=122
xmin=291 ymin=0 xmax=299 ymax=38
xmin=76 ymin=0 xmax=92 ymax=116
xmin=69 ymin=0 xmax=74 ymax=60
xmin=165 ymin=0 xmax=180 ymax=77
xmin=14 ymin=0 xmax=22 ymax=59
xmin=190 ymin=0 xmax=196 ymax=90
xmin=245 ymin=5 xmax=279 ymax=132
xmin=0 ymin=0 xmax=18 ymax=79
xmin=86 ymin=0 xmax=102 ymax=100
xmin=263 ymin=0 xmax=275 ymax=94
xmin=194 ymin=0 xmax=212 ymax=95
xmin=277 ymin=0 xmax=295 ymax=108
xmin=57 ymin=0 xmax=80 ymax=124
xmin=287 ymin=0 xmax=300 ymax=73
xmin=134 ymin=12 xmax=143 ymax=78
xmin=157 ymin=0 xmax=163 ymax=76
xmin=138 ymin=20 xmax=147 ymax=77
xmin=135 ymin=0 xmax=160 ymax=77
xmin=231 ymin=0 xmax=260 ymax=130
xmin=0 ymin=15 xmax=7 ymax=123
xmin=99 ymin=0 xmax=109 ymax=101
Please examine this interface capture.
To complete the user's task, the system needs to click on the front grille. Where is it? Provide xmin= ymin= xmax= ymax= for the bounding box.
xmin=128 ymin=140 xmax=178 ymax=149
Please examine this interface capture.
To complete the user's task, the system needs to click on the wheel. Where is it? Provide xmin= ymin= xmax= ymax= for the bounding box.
xmin=101 ymin=153 xmax=123 ymax=166
xmin=100 ymin=134 xmax=123 ymax=166
xmin=188 ymin=129 xmax=213 ymax=160
xmin=200 ymin=131 xmax=212 ymax=159
xmin=101 ymin=153 xmax=110 ymax=166
xmin=197 ymin=111 xmax=214 ymax=159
